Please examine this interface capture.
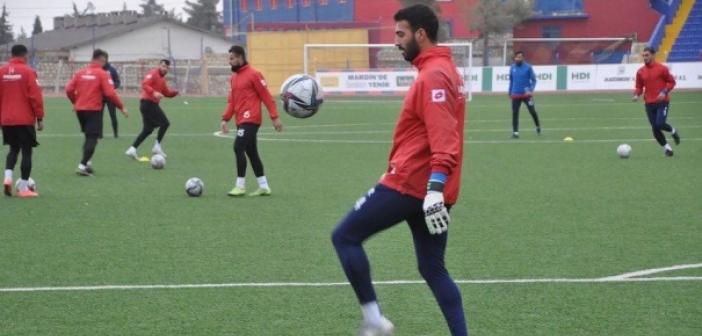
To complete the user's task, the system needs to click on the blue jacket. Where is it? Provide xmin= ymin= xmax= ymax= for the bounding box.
xmin=508 ymin=62 xmax=536 ymax=96
xmin=103 ymin=62 xmax=121 ymax=89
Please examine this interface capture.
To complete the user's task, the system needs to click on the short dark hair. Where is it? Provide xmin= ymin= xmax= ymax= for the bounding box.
xmin=92 ymin=49 xmax=108 ymax=60
xmin=514 ymin=51 xmax=525 ymax=56
xmin=11 ymin=44 xmax=28 ymax=57
xmin=159 ymin=59 xmax=171 ymax=66
xmin=393 ymin=4 xmax=439 ymax=43
xmin=229 ymin=45 xmax=247 ymax=61
xmin=643 ymin=46 xmax=656 ymax=54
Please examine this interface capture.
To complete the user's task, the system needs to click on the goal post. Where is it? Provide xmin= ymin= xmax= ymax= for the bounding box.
xmin=303 ymin=43 xmax=473 ymax=100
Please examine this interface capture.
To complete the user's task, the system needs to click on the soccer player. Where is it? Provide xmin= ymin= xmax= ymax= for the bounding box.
xmin=220 ymin=46 xmax=283 ymax=197
xmin=508 ymin=51 xmax=541 ymax=138
xmin=633 ymin=47 xmax=680 ymax=157
xmin=125 ymin=59 xmax=178 ymax=159
xmin=103 ymin=55 xmax=121 ymax=138
xmin=66 ymin=49 xmax=128 ymax=176
xmin=1 ymin=44 xmax=44 ymax=198
xmin=331 ymin=5 xmax=468 ymax=336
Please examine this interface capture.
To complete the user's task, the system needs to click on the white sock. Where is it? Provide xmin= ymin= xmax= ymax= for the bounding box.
xmin=87 ymin=160 xmax=92 ymax=167
xmin=672 ymin=128 xmax=677 ymax=134
xmin=78 ymin=163 xmax=87 ymax=170
xmin=128 ymin=146 xmax=137 ymax=153
xmin=236 ymin=177 xmax=246 ymax=189
xmin=17 ymin=179 xmax=28 ymax=192
xmin=4 ymin=169 xmax=11 ymax=180
xmin=257 ymin=176 xmax=269 ymax=189
xmin=664 ymin=144 xmax=673 ymax=151
xmin=154 ymin=141 xmax=161 ymax=150
xmin=361 ymin=301 xmax=382 ymax=325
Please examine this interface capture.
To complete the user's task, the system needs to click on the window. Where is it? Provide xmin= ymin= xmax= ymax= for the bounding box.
xmin=241 ymin=0 xmax=248 ymax=12
xmin=542 ymin=26 xmax=561 ymax=38
xmin=271 ymin=0 xmax=278 ymax=9
xmin=255 ymin=0 xmax=263 ymax=11
xmin=534 ymin=0 xmax=584 ymax=16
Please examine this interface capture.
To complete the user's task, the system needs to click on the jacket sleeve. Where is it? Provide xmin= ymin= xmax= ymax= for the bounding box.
xmin=528 ymin=66 xmax=537 ymax=92
xmin=110 ymin=66 xmax=121 ymax=89
xmin=663 ymin=66 xmax=676 ymax=93
xmin=142 ymin=71 xmax=155 ymax=96
xmin=634 ymin=69 xmax=644 ymax=96
xmin=65 ymin=73 xmax=77 ymax=104
xmin=101 ymin=72 xmax=124 ymax=110
xmin=419 ymin=71 xmax=460 ymax=176
xmin=508 ymin=65 xmax=514 ymax=95
xmin=252 ymin=72 xmax=279 ymax=120
xmin=222 ymin=76 xmax=236 ymax=121
xmin=163 ymin=82 xmax=179 ymax=98
xmin=26 ymin=70 xmax=45 ymax=120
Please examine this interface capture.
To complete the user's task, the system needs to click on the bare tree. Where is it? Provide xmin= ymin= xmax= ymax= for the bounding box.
xmin=468 ymin=0 xmax=534 ymax=65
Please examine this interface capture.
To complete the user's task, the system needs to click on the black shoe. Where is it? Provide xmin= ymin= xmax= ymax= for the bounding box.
xmin=86 ymin=166 xmax=94 ymax=174
xmin=664 ymin=149 xmax=674 ymax=157
xmin=672 ymin=131 xmax=680 ymax=145
xmin=536 ymin=127 xmax=542 ymax=135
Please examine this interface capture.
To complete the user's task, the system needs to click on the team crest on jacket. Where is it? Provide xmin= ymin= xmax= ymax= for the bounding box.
xmin=431 ymin=89 xmax=446 ymax=102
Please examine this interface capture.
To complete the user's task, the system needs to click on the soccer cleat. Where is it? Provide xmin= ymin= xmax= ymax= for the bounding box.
xmin=358 ymin=316 xmax=395 ymax=336
xmin=3 ymin=178 xmax=12 ymax=196
xmin=125 ymin=147 xmax=139 ymax=160
xmin=17 ymin=189 xmax=39 ymax=198
xmin=152 ymin=147 xmax=167 ymax=158
xmin=248 ymin=188 xmax=272 ymax=197
xmin=672 ymin=131 xmax=681 ymax=145
xmin=227 ymin=186 xmax=246 ymax=197
xmin=664 ymin=149 xmax=674 ymax=157
xmin=75 ymin=167 xmax=93 ymax=176
xmin=511 ymin=132 xmax=520 ymax=139
xmin=536 ymin=127 xmax=542 ymax=135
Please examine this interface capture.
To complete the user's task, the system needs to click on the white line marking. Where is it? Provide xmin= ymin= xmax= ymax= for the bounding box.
xmin=2 ymin=277 xmax=701 ymax=293
xmin=600 ymin=263 xmax=702 ymax=280
xmin=2 ymin=264 xmax=700 ymax=293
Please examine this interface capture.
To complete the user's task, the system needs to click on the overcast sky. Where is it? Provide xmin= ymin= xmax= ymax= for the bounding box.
xmin=5 ymin=0 xmax=226 ymax=36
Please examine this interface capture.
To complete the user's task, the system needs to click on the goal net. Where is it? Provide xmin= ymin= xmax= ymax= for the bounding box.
xmin=501 ymin=38 xmax=636 ymax=65
xmin=304 ymin=43 xmax=473 ymax=100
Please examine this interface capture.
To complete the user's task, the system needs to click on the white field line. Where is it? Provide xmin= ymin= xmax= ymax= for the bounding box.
xmin=600 ymin=263 xmax=702 ymax=280
xmin=2 ymin=272 xmax=701 ymax=293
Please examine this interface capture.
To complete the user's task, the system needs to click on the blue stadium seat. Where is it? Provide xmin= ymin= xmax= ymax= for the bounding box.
xmin=669 ymin=6 xmax=702 ymax=61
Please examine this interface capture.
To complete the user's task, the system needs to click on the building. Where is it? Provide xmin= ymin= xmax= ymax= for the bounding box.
xmin=223 ymin=0 xmax=480 ymax=43
xmin=6 ymin=11 xmax=234 ymax=62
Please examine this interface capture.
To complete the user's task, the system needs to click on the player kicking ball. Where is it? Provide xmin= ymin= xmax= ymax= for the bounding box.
xmin=125 ymin=59 xmax=178 ymax=160
xmin=66 ymin=49 xmax=128 ymax=176
xmin=331 ymin=5 xmax=468 ymax=336
xmin=1 ymin=44 xmax=44 ymax=197
xmin=220 ymin=46 xmax=283 ymax=197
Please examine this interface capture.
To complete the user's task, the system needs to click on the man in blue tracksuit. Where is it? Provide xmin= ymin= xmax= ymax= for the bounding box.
xmin=508 ymin=51 xmax=541 ymax=138
xmin=102 ymin=54 xmax=121 ymax=138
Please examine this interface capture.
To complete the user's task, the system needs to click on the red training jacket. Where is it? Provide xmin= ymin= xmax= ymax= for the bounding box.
xmin=140 ymin=68 xmax=178 ymax=103
xmin=221 ymin=64 xmax=279 ymax=126
xmin=635 ymin=61 xmax=676 ymax=104
xmin=66 ymin=62 xmax=124 ymax=112
xmin=0 ymin=57 xmax=44 ymax=126
xmin=380 ymin=47 xmax=466 ymax=204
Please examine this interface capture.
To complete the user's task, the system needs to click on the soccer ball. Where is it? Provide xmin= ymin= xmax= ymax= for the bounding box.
xmin=280 ymin=74 xmax=324 ymax=118
xmin=15 ymin=177 xmax=36 ymax=191
xmin=151 ymin=154 xmax=166 ymax=169
xmin=617 ymin=144 xmax=632 ymax=158
xmin=185 ymin=177 xmax=204 ymax=197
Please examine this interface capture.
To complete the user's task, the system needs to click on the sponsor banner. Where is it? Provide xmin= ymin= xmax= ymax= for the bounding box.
xmin=667 ymin=62 xmax=702 ymax=89
xmin=491 ymin=66 xmax=511 ymax=93
xmin=316 ymin=68 xmax=478 ymax=93
xmin=490 ymin=65 xmax=558 ymax=93
xmin=567 ymin=65 xmax=598 ymax=91
xmin=594 ymin=64 xmax=641 ymax=90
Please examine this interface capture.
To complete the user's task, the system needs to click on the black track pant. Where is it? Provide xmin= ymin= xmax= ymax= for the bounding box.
xmin=132 ymin=100 xmax=170 ymax=148
xmin=512 ymin=97 xmax=540 ymax=133
xmin=234 ymin=123 xmax=264 ymax=178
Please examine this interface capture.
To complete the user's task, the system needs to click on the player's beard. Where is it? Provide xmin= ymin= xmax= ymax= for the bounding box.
xmin=231 ymin=61 xmax=247 ymax=73
xmin=400 ymin=38 xmax=421 ymax=62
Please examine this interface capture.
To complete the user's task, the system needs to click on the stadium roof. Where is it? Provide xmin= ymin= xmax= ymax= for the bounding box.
xmin=4 ymin=15 xmax=229 ymax=54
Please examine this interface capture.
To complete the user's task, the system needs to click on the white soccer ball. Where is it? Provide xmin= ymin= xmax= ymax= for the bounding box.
xmin=15 ymin=177 xmax=36 ymax=191
xmin=151 ymin=154 xmax=166 ymax=169
xmin=617 ymin=144 xmax=632 ymax=158
xmin=280 ymin=74 xmax=324 ymax=118
xmin=185 ymin=177 xmax=204 ymax=197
